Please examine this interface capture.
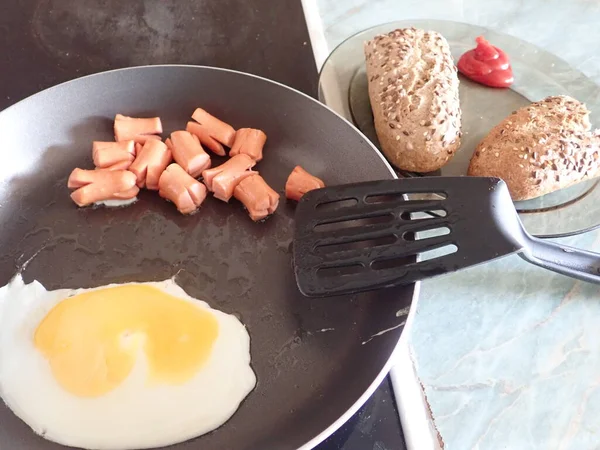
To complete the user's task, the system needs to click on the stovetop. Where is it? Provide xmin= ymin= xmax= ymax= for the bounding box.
xmin=0 ymin=1 xmax=407 ymax=449
xmin=0 ymin=0 xmax=317 ymax=109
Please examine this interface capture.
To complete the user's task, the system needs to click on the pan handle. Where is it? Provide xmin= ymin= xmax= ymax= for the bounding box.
xmin=519 ymin=237 xmax=600 ymax=284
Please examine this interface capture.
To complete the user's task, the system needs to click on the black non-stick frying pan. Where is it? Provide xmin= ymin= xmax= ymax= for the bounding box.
xmin=0 ymin=65 xmax=413 ymax=450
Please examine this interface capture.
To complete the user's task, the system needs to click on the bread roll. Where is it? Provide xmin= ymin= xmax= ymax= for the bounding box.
xmin=468 ymin=95 xmax=600 ymax=200
xmin=364 ymin=28 xmax=462 ymax=172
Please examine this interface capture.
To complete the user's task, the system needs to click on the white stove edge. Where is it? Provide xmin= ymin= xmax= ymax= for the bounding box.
xmin=301 ymin=0 xmax=329 ymax=70
xmin=300 ymin=1 xmax=441 ymax=448
xmin=391 ymin=281 xmax=444 ymax=450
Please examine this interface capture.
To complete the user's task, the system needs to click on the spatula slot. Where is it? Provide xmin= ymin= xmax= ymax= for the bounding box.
xmin=370 ymin=256 xmax=414 ymax=271
xmin=423 ymin=209 xmax=447 ymax=217
xmin=365 ymin=193 xmax=405 ymax=204
xmin=315 ymin=198 xmax=359 ymax=211
xmin=401 ymin=209 xmax=447 ymax=220
xmin=404 ymin=192 xmax=447 ymax=201
xmin=313 ymin=213 xmax=394 ymax=232
xmin=417 ymin=244 xmax=458 ymax=261
xmin=315 ymin=234 xmax=397 ymax=254
xmin=403 ymin=227 xmax=451 ymax=241
xmin=370 ymin=243 xmax=458 ymax=270
xmin=316 ymin=263 xmax=365 ymax=277
xmin=365 ymin=191 xmax=447 ymax=204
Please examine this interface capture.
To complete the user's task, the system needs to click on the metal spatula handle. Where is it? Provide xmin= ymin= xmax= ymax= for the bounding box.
xmin=520 ymin=237 xmax=600 ymax=284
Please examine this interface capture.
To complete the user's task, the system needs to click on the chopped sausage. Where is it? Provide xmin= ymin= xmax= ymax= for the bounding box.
xmin=285 ymin=165 xmax=325 ymax=201
xmin=186 ymin=121 xmax=226 ymax=156
xmin=67 ymin=168 xmax=139 ymax=207
xmin=234 ymin=174 xmax=280 ymax=221
xmin=114 ymin=114 xmax=163 ymax=143
xmin=158 ymin=163 xmax=208 ymax=214
xmin=128 ymin=140 xmax=172 ymax=190
xmin=202 ymin=154 xmax=256 ymax=202
xmin=229 ymin=128 xmax=267 ymax=162
xmin=92 ymin=140 xmax=136 ymax=170
xmin=169 ymin=130 xmax=211 ymax=177
xmin=191 ymin=108 xmax=236 ymax=147
xmin=104 ymin=160 xmax=133 ymax=171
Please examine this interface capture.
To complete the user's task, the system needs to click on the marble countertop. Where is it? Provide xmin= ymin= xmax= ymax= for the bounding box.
xmin=302 ymin=0 xmax=600 ymax=448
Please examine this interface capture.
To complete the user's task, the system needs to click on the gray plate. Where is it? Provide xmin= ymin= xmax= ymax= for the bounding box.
xmin=318 ymin=20 xmax=600 ymax=236
xmin=0 ymin=65 xmax=412 ymax=450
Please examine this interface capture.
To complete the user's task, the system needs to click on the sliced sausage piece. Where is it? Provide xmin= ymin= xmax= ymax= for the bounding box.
xmin=106 ymin=160 xmax=134 ymax=171
xmin=128 ymin=140 xmax=172 ymax=190
xmin=285 ymin=165 xmax=325 ymax=201
xmin=191 ymin=108 xmax=236 ymax=147
xmin=202 ymin=154 xmax=256 ymax=202
xmin=229 ymin=128 xmax=267 ymax=162
xmin=234 ymin=174 xmax=280 ymax=221
xmin=68 ymin=168 xmax=137 ymax=191
xmin=186 ymin=121 xmax=226 ymax=156
xmin=92 ymin=140 xmax=136 ymax=170
xmin=67 ymin=169 xmax=139 ymax=207
xmin=158 ymin=163 xmax=208 ymax=214
xmin=169 ymin=130 xmax=212 ymax=177
xmin=111 ymin=187 xmax=141 ymax=200
xmin=114 ymin=114 xmax=163 ymax=143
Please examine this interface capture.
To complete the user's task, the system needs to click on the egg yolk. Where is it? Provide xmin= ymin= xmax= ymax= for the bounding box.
xmin=34 ymin=285 xmax=219 ymax=398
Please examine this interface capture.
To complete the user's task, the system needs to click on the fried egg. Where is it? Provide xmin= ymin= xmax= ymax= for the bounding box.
xmin=0 ymin=275 xmax=256 ymax=450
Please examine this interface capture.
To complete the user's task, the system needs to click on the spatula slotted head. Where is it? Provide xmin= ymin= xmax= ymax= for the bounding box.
xmin=293 ymin=177 xmax=524 ymax=297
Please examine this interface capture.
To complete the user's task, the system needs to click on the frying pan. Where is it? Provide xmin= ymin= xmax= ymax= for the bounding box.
xmin=0 ymin=65 xmax=413 ymax=450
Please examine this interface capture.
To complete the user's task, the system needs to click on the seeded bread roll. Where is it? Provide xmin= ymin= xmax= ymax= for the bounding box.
xmin=468 ymin=95 xmax=600 ymax=200
xmin=364 ymin=28 xmax=462 ymax=172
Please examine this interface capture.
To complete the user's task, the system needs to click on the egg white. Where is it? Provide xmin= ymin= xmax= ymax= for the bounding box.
xmin=94 ymin=197 xmax=138 ymax=208
xmin=0 ymin=275 xmax=256 ymax=450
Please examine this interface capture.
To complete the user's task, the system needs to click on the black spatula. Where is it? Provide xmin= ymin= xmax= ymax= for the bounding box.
xmin=292 ymin=176 xmax=600 ymax=297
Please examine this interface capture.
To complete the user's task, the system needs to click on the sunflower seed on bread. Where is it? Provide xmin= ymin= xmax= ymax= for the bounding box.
xmin=467 ymin=95 xmax=600 ymax=201
xmin=364 ymin=27 xmax=462 ymax=172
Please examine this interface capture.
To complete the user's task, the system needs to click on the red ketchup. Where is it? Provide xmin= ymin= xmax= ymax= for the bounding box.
xmin=457 ymin=36 xmax=514 ymax=88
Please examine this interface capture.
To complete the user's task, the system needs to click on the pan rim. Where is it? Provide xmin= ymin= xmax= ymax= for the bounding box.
xmin=0 ymin=64 xmax=419 ymax=450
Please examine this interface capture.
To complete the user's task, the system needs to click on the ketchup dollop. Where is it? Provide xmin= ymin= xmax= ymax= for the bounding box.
xmin=457 ymin=36 xmax=514 ymax=88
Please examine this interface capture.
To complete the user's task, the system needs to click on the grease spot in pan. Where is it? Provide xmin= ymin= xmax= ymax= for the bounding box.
xmin=361 ymin=321 xmax=406 ymax=346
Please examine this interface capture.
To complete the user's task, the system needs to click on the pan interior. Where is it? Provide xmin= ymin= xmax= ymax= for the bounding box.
xmin=0 ymin=66 xmax=413 ymax=450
